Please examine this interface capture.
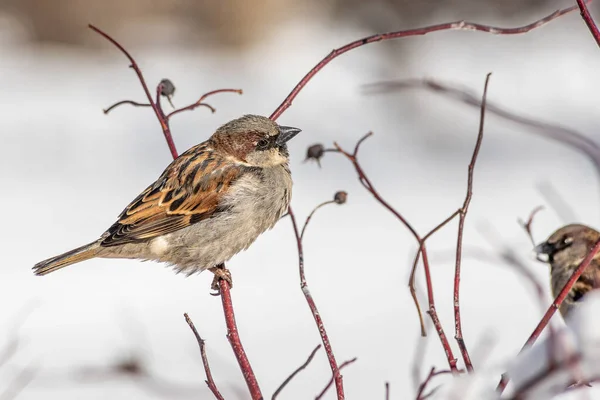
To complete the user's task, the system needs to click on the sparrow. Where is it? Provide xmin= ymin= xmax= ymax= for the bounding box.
xmin=535 ymin=224 xmax=600 ymax=317
xmin=33 ymin=115 xmax=300 ymax=287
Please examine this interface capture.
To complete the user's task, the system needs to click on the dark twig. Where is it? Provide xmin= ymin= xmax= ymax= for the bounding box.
xmin=272 ymin=345 xmax=322 ymax=400
xmin=167 ymin=89 xmax=243 ymax=119
xmin=518 ymin=205 xmax=544 ymax=247
xmin=415 ymin=368 xmax=453 ymax=400
xmin=289 ymin=208 xmax=346 ymax=399
xmin=576 ymin=0 xmax=600 ymax=48
xmin=90 ymin=24 xmax=259 ymax=399
xmin=452 ymin=73 xmax=491 ymax=373
xmin=183 ymin=313 xmax=224 ymax=400
xmin=88 ymin=24 xmax=178 ymax=159
xmin=385 ymin=382 xmax=390 ymax=400
xmin=364 ymin=78 xmax=600 ymax=181
xmin=314 ymin=358 xmax=358 ymax=400
xmin=269 ymin=4 xmax=578 ymax=121
xmin=300 ymin=201 xmax=336 ymax=241
xmin=103 ymin=100 xmax=151 ymax=114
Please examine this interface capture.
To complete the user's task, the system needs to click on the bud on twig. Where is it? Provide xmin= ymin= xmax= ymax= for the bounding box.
xmin=334 ymin=191 xmax=347 ymax=205
xmin=305 ymin=144 xmax=325 ymax=167
xmin=159 ymin=79 xmax=176 ymax=108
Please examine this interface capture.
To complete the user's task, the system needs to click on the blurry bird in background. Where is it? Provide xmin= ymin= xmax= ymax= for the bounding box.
xmin=535 ymin=224 xmax=600 ymax=318
xmin=33 ymin=115 xmax=300 ymax=289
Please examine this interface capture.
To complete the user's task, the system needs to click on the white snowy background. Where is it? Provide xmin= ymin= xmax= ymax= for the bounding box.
xmin=1 ymin=2 xmax=600 ymax=399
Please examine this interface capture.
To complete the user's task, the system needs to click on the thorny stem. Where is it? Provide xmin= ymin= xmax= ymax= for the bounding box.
xmin=452 ymin=73 xmax=491 ymax=373
xmin=288 ymin=208 xmax=346 ymax=399
xmin=272 ymin=345 xmax=322 ymax=400
xmin=89 ymin=24 xmax=260 ymax=400
xmin=183 ymin=313 xmax=225 ymax=400
xmin=269 ymin=4 xmax=580 ymax=121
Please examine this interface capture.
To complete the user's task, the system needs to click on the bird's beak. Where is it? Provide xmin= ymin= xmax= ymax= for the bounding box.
xmin=534 ymin=241 xmax=553 ymax=263
xmin=276 ymin=126 xmax=301 ymax=146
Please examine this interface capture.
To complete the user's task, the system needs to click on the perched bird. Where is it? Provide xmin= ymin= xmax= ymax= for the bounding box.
xmin=535 ymin=224 xmax=600 ymax=317
xmin=33 ymin=115 xmax=300 ymax=287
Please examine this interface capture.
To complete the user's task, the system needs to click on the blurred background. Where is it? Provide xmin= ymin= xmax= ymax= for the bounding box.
xmin=1 ymin=0 xmax=600 ymax=398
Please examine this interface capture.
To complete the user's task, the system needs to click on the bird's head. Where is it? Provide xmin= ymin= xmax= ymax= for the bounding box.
xmin=211 ymin=114 xmax=301 ymax=167
xmin=535 ymin=224 xmax=600 ymax=267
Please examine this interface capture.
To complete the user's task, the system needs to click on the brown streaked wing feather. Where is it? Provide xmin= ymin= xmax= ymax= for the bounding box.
xmin=101 ymin=143 xmax=251 ymax=247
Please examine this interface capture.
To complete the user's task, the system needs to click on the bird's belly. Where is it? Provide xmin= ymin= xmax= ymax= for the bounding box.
xmin=153 ymin=180 xmax=289 ymax=274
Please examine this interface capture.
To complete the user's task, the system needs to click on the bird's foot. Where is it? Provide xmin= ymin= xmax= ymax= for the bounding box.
xmin=208 ymin=265 xmax=233 ymax=295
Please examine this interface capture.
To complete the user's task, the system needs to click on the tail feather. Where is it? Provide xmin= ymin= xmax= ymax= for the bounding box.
xmin=33 ymin=242 xmax=101 ymax=276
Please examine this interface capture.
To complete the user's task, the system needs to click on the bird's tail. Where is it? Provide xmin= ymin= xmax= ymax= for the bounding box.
xmin=33 ymin=241 xmax=101 ymax=276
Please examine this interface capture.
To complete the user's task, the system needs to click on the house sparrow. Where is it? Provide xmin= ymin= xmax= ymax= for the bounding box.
xmin=33 ymin=115 xmax=300 ymax=287
xmin=535 ymin=224 xmax=600 ymax=317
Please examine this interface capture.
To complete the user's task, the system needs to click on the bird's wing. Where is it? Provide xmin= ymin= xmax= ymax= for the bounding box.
xmin=101 ymin=144 xmax=255 ymax=247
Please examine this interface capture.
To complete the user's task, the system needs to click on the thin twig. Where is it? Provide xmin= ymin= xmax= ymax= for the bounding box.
xmin=385 ymin=382 xmax=390 ymax=400
xmin=576 ymin=0 xmax=600 ymax=48
xmin=289 ymin=208 xmax=345 ymax=399
xmin=103 ymin=100 xmax=151 ymax=114
xmin=183 ymin=313 xmax=224 ymax=400
xmin=364 ymin=78 xmax=600 ymax=181
xmin=452 ymin=73 xmax=491 ymax=373
xmin=415 ymin=368 xmax=453 ymax=400
xmin=88 ymin=24 xmax=179 ymax=159
xmin=314 ymin=358 xmax=358 ymax=400
xmin=300 ymin=201 xmax=336 ymax=241
xmin=333 ymin=135 xmax=459 ymax=372
xmin=272 ymin=345 xmax=322 ymax=400
xmin=518 ymin=205 xmax=544 ymax=247
xmin=167 ymin=89 xmax=243 ymax=119
xmin=269 ymin=4 xmax=579 ymax=121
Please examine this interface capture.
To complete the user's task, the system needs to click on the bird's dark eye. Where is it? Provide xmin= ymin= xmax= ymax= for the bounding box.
xmin=257 ymin=139 xmax=269 ymax=149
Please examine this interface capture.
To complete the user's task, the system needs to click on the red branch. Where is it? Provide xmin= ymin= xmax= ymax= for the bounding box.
xmin=576 ymin=0 xmax=600 ymax=47
xmin=89 ymin=24 xmax=260 ymax=400
xmin=288 ymin=207 xmax=346 ymax=399
xmin=497 ymin=238 xmax=600 ymax=392
xmin=452 ymin=73 xmax=491 ymax=373
xmin=314 ymin=357 xmax=358 ymax=400
xmin=332 ymin=135 xmax=458 ymax=372
xmin=415 ymin=368 xmax=453 ymax=400
xmin=218 ymin=280 xmax=262 ymax=399
xmin=269 ymin=4 xmax=579 ymax=121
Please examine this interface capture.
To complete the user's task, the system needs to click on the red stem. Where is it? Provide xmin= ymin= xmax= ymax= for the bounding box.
xmin=269 ymin=4 xmax=579 ymax=121
xmin=218 ymin=280 xmax=263 ymax=399
xmin=333 ymin=138 xmax=458 ymax=372
xmin=452 ymin=73 xmax=491 ymax=373
xmin=288 ymin=208 xmax=346 ymax=399
xmin=576 ymin=0 xmax=600 ymax=47
xmin=88 ymin=24 xmax=179 ymax=160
